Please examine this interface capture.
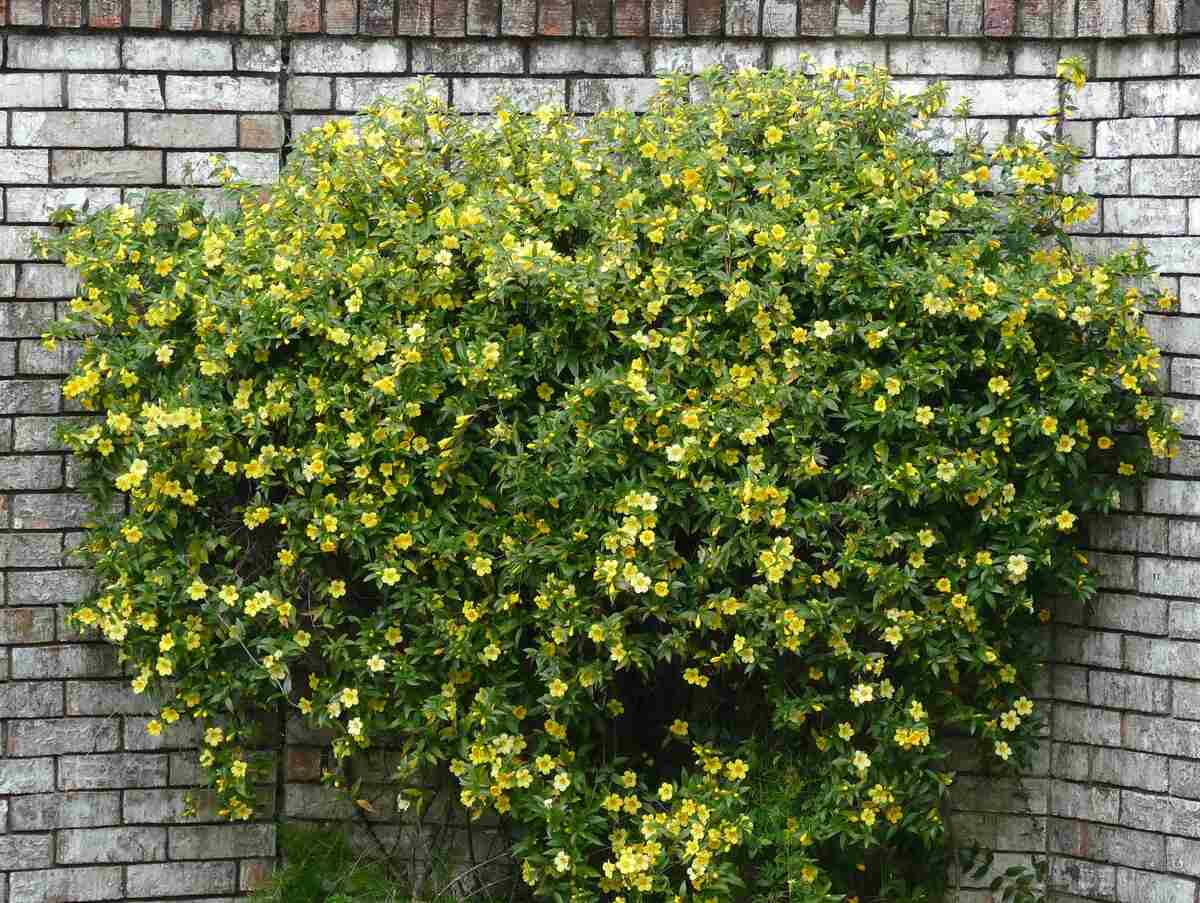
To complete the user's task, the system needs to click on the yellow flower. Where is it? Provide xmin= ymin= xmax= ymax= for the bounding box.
xmin=146 ymin=719 xmax=163 ymax=737
xmin=669 ymin=719 xmax=688 ymax=737
xmin=1055 ymin=510 xmax=1076 ymax=531
xmin=187 ymin=579 xmax=208 ymax=600
xmin=726 ymin=759 xmax=749 ymax=780
xmin=994 ymin=741 xmax=1012 ymax=761
xmin=549 ymin=679 xmax=568 ymax=698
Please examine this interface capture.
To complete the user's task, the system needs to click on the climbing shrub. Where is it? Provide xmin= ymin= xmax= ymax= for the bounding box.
xmin=45 ymin=62 xmax=1179 ymax=902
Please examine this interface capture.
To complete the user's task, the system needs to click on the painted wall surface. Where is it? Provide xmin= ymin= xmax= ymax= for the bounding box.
xmin=2 ymin=1 xmax=1200 ymax=900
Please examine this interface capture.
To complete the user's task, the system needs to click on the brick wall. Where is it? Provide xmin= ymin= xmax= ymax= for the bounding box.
xmin=1 ymin=1 xmax=1199 ymax=900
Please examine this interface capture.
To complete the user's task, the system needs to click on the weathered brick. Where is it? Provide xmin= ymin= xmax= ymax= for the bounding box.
xmin=288 ymin=77 xmax=334 ymax=110
xmin=128 ymin=113 xmax=239 ymax=148
xmin=0 ymin=455 xmax=62 ymax=491
xmin=8 ymin=35 xmax=120 ymax=69
xmin=59 ymin=753 xmax=169 ymax=790
xmin=799 ymin=0 xmax=836 ymax=34
xmin=954 ymin=811 xmax=1045 ymax=852
xmin=1064 ymin=159 xmax=1130 ymax=195
xmin=1049 ymin=780 xmax=1120 ymax=823
xmin=450 ymin=77 xmax=559 ymax=112
xmin=1133 ymin=158 xmax=1200 ymax=196
xmin=573 ymin=78 xmax=660 ymax=113
xmin=572 ymin=0 xmax=606 ymax=35
xmin=166 ymin=152 xmax=280 ymax=185
xmin=952 ymin=776 xmax=1048 ymax=814
xmin=5 ymin=187 xmax=121 ymax=223
xmin=0 ymin=757 xmax=55 ymax=794
xmin=1126 ymin=713 xmax=1200 ymax=758
xmin=129 ymin=0 xmax=164 ymax=25
xmin=771 ymin=38 xmax=886 ymax=69
xmin=758 ymin=0 xmax=793 ymax=35
xmin=123 ymin=36 xmax=234 ymax=70
xmin=293 ymin=38 xmax=407 ymax=72
xmin=68 ymin=75 xmax=164 ymax=110
xmin=433 ymin=0 xmax=466 ymax=32
xmin=1126 ymin=79 xmax=1200 ymax=117
xmin=1143 ymin=477 xmax=1200 ymax=515
xmin=58 ymin=826 xmax=168 ymax=864
xmin=336 ymin=76 xmax=448 ymax=109
xmin=1116 ymin=868 xmax=1196 ymax=903
xmin=0 ymin=379 xmax=60 ymax=413
xmin=1092 ymin=747 xmax=1169 ymax=793
xmin=1048 ymin=856 xmax=1116 ymax=900
xmin=530 ymin=40 xmax=645 ymax=74
xmin=1088 ymin=551 xmax=1138 ymax=592
xmin=0 ymin=300 xmax=56 ymax=336
xmin=241 ymin=114 xmax=285 ymax=148
xmin=169 ymin=823 xmax=276 ymax=859
xmin=1054 ymin=665 xmax=1089 ymax=703
xmin=0 ymin=74 xmax=63 ymax=109
xmin=0 ymin=680 xmax=64 ymax=718
xmin=1105 ymin=198 xmax=1187 ymax=235
xmin=0 ymin=531 xmax=62 ymax=565
xmin=1089 ymin=671 xmax=1171 ymax=713
xmin=1083 ymin=823 xmax=1166 ymax=871
xmin=8 ymin=568 xmax=93 ymax=605
xmin=1090 ymin=593 xmax=1168 ymax=635
xmin=127 ymin=861 xmax=238 ymax=897
xmin=1053 ymin=702 xmax=1121 ymax=746
xmin=1126 ymin=637 xmax=1200 ymax=678
xmin=7 ymin=717 xmax=120 ymax=757
xmin=66 ymin=680 xmax=158 ymax=715
xmin=165 ymin=76 xmax=278 ymax=111
xmin=0 ymin=834 xmax=55 ymax=869
xmin=52 ymin=150 xmax=163 ymax=185
xmin=0 ymin=150 xmax=50 ymax=184
xmin=889 ymin=40 xmax=1008 ymax=76
xmin=1166 ymin=836 xmax=1200 ymax=877
xmin=1095 ymin=117 xmax=1175 ymax=158
xmin=1095 ymin=39 xmax=1178 ymax=78
xmin=8 ymin=867 xmax=122 ymax=903
xmin=1055 ymin=627 xmax=1122 ymax=668
xmin=1174 ymin=681 xmax=1200 ymax=721
xmin=13 ymin=643 xmax=118 ymax=681
xmin=651 ymin=41 xmax=767 ymax=73
xmin=0 ymin=607 xmax=56 ymax=644
xmin=412 ymin=38 xmax=524 ymax=72
xmin=11 ymin=112 xmax=124 ymax=149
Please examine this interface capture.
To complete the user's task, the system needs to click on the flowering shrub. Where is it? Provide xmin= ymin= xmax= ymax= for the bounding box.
xmin=46 ymin=62 xmax=1178 ymax=902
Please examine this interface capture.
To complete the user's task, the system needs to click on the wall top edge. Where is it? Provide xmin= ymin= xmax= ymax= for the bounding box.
xmin=3 ymin=0 xmax=1199 ymax=41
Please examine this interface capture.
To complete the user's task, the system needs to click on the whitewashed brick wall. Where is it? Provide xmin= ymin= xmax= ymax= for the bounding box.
xmin=2 ymin=1 xmax=1199 ymax=899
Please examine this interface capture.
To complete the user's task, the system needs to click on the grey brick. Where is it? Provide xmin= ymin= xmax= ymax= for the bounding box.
xmin=165 ymin=75 xmax=279 ymax=111
xmin=771 ymin=39 xmax=886 ymax=70
xmin=8 ymin=867 xmax=122 ymax=903
xmin=66 ymin=680 xmax=157 ymax=715
xmin=11 ymin=112 xmax=125 ymax=148
xmin=451 ymin=76 xmax=561 ymax=112
xmin=1105 ymin=198 xmax=1187 ymax=235
xmin=166 ymin=152 xmax=280 ymax=186
xmin=1089 ymin=513 xmax=1170 ymax=554
xmin=1171 ymin=520 xmax=1200 ymax=560
xmin=1115 ymin=868 xmax=1195 ymax=903
xmin=1182 ymin=121 xmax=1200 ymax=156
xmin=1171 ymin=759 xmax=1200 ymax=799
xmin=951 ymin=776 xmax=1048 ymax=814
xmin=68 ymin=74 xmax=164 ymax=110
xmin=0 ymin=834 xmax=54 ymax=870
xmin=1085 ymin=824 xmax=1166 ymax=871
xmin=1090 ymin=593 xmax=1168 ymax=635
xmin=1126 ymin=637 xmax=1200 ymax=678
xmin=953 ymin=812 xmax=1045 ymax=852
xmin=1089 ymin=552 xmax=1138 ymax=591
xmin=59 ymin=753 xmax=169 ymax=790
xmin=1166 ymin=837 xmax=1200 ymax=877
xmin=0 ymin=74 xmax=63 ymax=108
xmin=0 ymin=607 xmax=56 ymax=644
xmin=0 ymin=455 xmax=61 ymax=491
xmin=888 ymin=39 xmax=1008 ymax=75
xmin=10 ymin=792 xmax=121 ymax=830
xmin=236 ymin=38 xmax=283 ymax=72
xmin=1064 ymin=159 xmax=1130 ymax=195
xmin=127 ymin=861 xmax=237 ymax=897
xmin=0 ymin=150 xmax=50 ymax=183
xmin=1092 ymin=747 xmax=1169 ymax=793
xmin=1053 ymin=702 xmax=1121 ymax=746
xmin=128 ymin=113 xmax=239 ymax=148
xmin=1125 ymin=713 xmax=1200 ymax=757
xmin=529 ymin=40 xmax=645 ymax=74
xmin=1172 ymin=357 xmax=1200 ymax=396
xmin=52 ymin=149 xmax=162 ymax=185
xmin=7 ymin=568 xmax=93 ymax=605
xmin=0 ymin=680 xmax=64 ymax=718
xmin=293 ymin=37 xmax=407 ymax=72
xmin=572 ymin=78 xmax=659 ymax=113
xmin=8 ymin=35 xmax=120 ymax=69
xmin=17 ymin=264 xmax=80 ymax=298
xmin=1049 ymin=856 xmax=1116 ymax=900
xmin=287 ymin=76 xmax=333 ymax=110
xmin=1089 ymin=671 xmax=1170 ymax=713
xmin=58 ymin=826 xmax=167 ymax=864
xmin=12 ymin=644 xmax=119 ymax=679
xmin=124 ymin=716 xmax=202 ymax=751
xmin=1049 ymin=780 xmax=1120 ymax=822
xmin=1054 ymin=665 xmax=1089 ymax=703
xmin=1133 ymin=158 xmax=1200 ymax=196
xmin=1140 ymin=558 xmax=1200 ymax=596
xmin=5 ymin=187 xmax=122 ymax=223
xmin=6 ymin=718 xmax=120 ymax=757
xmin=1146 ymin=317 xmax=1200 ymax=357
xmin=1095 ymin=117 xmax=1175 ymax=158
xmin=169 ymin=823 xmax=276 ymax=859
xmin=123 ymin=36 xmax=234 ymax=70
xmin=651 ymin=40 xmax=767 ymax=73
xmin=0 ymin=757 xmax=55 ymax=794
xmin=1125 ymin=79 xmax=1200 ymax=116
xmin=0 ymin=301 xmax=56 ymax=337
xmin=1055 ymin=627 xmax=1122 ymax=668
xmin=0 ymin=532 xmax=62 ymax=566
xmin=336 ymin=76 xmax=449 ymax=110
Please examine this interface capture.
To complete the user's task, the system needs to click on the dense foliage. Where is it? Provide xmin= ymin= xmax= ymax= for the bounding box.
xmin=46 ymin=63 xmax=1179 ymax=902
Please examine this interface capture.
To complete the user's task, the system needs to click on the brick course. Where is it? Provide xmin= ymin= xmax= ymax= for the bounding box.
xmin=3 ymin=12 xmax=1200 ymax=901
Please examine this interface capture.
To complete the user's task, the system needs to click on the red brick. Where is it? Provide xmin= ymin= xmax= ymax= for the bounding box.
xmin=728 ymin=0 xmax=760 ymax=33
xmin=432 ymin=0 xmax=463 ymax=32
xmin=613 ymin=0 xmax=645 ymax=32
xmin=288 ymin=0 xmax=321 ymax=30
xmin=286 ymin=748 xmax=322 ymax=781
xmin=397 ymin=0 xmax=431 ymax=31
xmin=240 ymin=115 xmax=284 ymax=148
xmin=129 ymin=0 xmax=163 ymax=25
xmin=575 ymin=0 xmax=609 ymax=34
xmin=983 ymin=0 xmax=1015 ymax=33
xmin=538 ymin=0 xmax=571 ymax=32
xmin=800 ymin=0 xmax=834 ymax=32
xmin=0 ymin=0 xmax=7 ymax=25
xmin=913 ymin=0 xmax=947 ymax=32
xmin=1019 ymin=0 xmax=1051 ymax=34
xmin=325 ymin=0 xmax=357 ymax=30
xmin=48 ymin=0 xmax=84 ymax=25
xmin=361 ymin=0 xmax=393 ymax=31
xmin=89 ymin=0 xmax=123 ymax=26
xmin=649 ymin=0 xmax=684 ymax=33
xmin=208 ymin=0 xmax=241 ymax=29
xmin=687 ymin=0 xmax=721 ymax=32
xmin=466 ymin=0 xmax=498 ymax=32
